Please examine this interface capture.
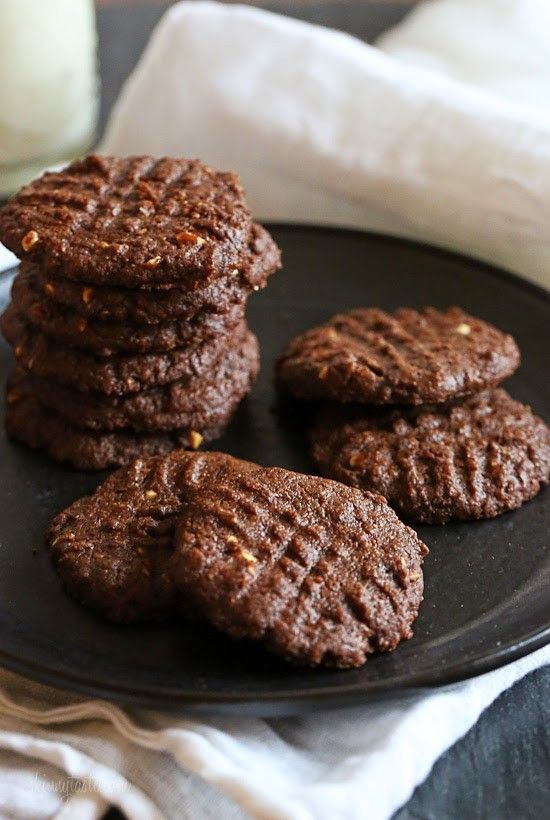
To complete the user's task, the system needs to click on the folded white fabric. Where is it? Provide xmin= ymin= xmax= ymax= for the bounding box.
xmin=0 ymin=648 xmax=548 ymax=820
xmin=378 ymin=0 xmax=550 ymax=111
xmin=1 ymin=2 xmax=549 ymax=818
xmin=0 ymin=243 xmax=17 ymax=274
xmin=102 ymin=0 xmax=550 ymax=289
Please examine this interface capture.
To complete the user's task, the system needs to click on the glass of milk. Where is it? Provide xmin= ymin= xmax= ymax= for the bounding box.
xmin=0 ymin=0 xmax=98 ymax=197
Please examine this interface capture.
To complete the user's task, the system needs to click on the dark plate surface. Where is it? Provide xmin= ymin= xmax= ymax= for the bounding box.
xmin=0 ymin=225 xmax=548 ymax=716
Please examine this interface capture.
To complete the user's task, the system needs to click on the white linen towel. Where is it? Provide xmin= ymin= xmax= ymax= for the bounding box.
xmin=0 ymin=646 xmax=547 ymax=820
xmin=101 ymin=0 xmax=550 ymax=289
xmin=0 ymin=2 xmax=549 ymax=818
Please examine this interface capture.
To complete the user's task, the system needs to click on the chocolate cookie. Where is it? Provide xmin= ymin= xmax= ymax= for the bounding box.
xmin=276 ymin=307 xmax=520 ymax=405
xmin=31 ymin=222 xmax=281 ymax=325
xmin=0 ymin=155 xmax=253 ymax=286
xmin=6 ymin=379 xmax=196 ymax=470
xmin=172 ymin=453 xmax=428 ymax=667
xmin=45 ymin=449 xmax=427 ymax=658
xmin=6 ymin=276 xmax=245 ymax=356
xmin=311 ymin=390 xmax=550 ymax=523
xmin=3 ymin=310 xmax=244 ymax=396
xmin=46 ymin=452 xmax=201 ymax=620
xmin=25 ymin=328 xmax=259 ymax=431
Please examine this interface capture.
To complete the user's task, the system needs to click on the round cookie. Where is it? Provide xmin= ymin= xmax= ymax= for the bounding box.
xmin=3 ymin=309 xmax=245 ymax=396
xmin=26 ymin=328 xmax=260 ymax=432
xmin=46 ymin=452 xmax=201 ymax=621
xmin=0 ymin=155 xmax=253 ymax=286
xmin=172 ymin=453 xmax=428 ymax=667
xmin=6 ymin=277 xmax=245 ymax=356
xmin=310 ymin=390 xmax=550 ymax=524
xmin=276 ymin=307 xmax=520 ymax=405
xmin=31 ymin=222 xmax=281 ymax=324
xmin=5 ymin=379 xmax=198 ymax=471
xmin=46 ymin=449 xmax=428 ymax=657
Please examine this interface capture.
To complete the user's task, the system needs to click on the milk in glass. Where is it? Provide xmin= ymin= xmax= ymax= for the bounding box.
xmin=0 ymin=0 xmax=97 ymax=195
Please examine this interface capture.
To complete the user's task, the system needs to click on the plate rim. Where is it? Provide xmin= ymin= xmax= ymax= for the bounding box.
xmin=262 ymin=222 xmax=550 ymax=302
xmin=0 ymin=621 xmax=548 ymax=715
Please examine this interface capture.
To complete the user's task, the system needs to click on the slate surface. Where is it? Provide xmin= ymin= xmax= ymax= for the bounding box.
xmin=93 ymin=4 xmax=549 ymax=818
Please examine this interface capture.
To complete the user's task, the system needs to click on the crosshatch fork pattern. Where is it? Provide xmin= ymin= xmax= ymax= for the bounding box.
xmin=0 ymin=156 xmax=252 ymax=285
xmin=173 ymin=456 xmax=428 ymax=667
xmin=276 ymin=306 xmax=520 ymax=405
xmin=311 ymin=389 xmax=550 ymax=524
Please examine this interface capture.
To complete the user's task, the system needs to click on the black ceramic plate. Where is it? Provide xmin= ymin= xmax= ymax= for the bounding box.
xmin=0 ymin=226 xmax=548 ymax=716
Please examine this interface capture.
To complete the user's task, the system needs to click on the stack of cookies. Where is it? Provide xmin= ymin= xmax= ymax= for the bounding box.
xmin=276 ymin=306 xmax=550 ymax=523
xmin=0 ymin=155 xmax=280 ymax=469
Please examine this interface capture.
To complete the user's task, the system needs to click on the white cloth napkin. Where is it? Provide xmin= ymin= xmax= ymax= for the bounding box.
xmin=101 ymin=0 xmax=550 ymax=289
xmin=0 ymin=650 xmax=548 ymax=820
xmin=0 ymin=244 xmax=17 ymax=274
xmin=1 ymin=2 xmax=549 ymax=818
xmin=378 ymin=0 xmax=550 ymax=111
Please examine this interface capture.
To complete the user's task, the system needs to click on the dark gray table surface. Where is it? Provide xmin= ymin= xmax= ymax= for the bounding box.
xmin=96 ymin=5 xmax=549 ymax=820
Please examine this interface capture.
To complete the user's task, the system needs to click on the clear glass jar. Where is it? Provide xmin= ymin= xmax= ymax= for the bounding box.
xmin=0 ymin=0 xmax=98 ymax=196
